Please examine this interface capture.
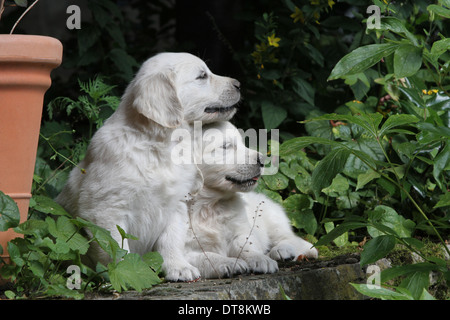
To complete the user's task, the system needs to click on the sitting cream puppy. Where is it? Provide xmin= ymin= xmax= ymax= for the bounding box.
xmin=56 ymin=53 xmax=241 ymax=282
xmin=186 ymin=121 xmax=318 ymax=279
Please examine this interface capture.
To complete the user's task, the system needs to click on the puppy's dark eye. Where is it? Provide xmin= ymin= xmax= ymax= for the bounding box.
xmin=197 ymin=71 xmax=208 ymax=80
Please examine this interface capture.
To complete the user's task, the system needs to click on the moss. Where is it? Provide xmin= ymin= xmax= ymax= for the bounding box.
xmin=316 ymin=243 xmax=360 ymax=260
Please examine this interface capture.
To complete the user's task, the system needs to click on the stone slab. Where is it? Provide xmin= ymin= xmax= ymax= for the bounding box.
xmin=88 ymin=254 xmax=367 ymax=300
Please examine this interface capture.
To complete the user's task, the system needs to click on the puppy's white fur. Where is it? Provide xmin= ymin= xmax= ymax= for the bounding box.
xmin=186 ymin=122 xmax=318 ymax=279
xmin=56 ymin=53 xmax=240 ymax=281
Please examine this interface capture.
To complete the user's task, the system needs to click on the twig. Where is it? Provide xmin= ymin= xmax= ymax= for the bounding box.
xmin=231 ymin=200 xmax=264 ymax=274
xmin=0 ymin=0 xmax=5 ymax=22
xmin=186 ymin=194 xmax=221 ymax=279
xmin=10 ymin=0 xmax=40 ymax=34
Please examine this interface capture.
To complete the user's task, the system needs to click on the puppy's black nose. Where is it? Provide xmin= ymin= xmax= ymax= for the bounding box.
xmin=257 ymin=154 xmax=263 ymax=167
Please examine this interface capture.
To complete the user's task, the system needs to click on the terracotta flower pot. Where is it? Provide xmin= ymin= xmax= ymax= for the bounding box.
xmin=0 ymin=35 xmax=63 ymax=264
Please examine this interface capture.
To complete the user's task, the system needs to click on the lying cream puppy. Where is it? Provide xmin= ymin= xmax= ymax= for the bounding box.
xmin=186 ymin=121 xmax=318 ymax=278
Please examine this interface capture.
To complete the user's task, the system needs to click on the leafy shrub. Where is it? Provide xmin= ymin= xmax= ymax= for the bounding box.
xmin=0 ymin=191 xmax=163 ymax=299
xmin=252 ymin=0 xmax=450 ymax=299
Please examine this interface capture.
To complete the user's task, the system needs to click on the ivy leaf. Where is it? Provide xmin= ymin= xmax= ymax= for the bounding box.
xmin=367 ymin=205 xmax=415 ymax=238
xmin=0 ymin=191 xmax=21 ymax=231
xmin=283 ymin=194 xmax=316 ymax=235
xmin=262 ymin=172 xmax=289 ymax=190
xmin=30 ymin=195 xmax=71 ymax=217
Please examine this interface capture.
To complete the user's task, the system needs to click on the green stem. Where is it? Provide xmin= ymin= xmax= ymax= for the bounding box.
xmin=40 ymin=133 xmax=85 ymax=173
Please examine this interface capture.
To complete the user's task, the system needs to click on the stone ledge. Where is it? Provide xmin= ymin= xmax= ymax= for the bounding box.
xmin=88 ymin=254 xmax=367 ymax=300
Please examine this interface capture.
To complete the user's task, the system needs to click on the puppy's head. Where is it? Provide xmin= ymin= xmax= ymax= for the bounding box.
xmin=126 ymin=52 xmax=240 ymax=128
xmin=196 ymin=122 xmax=263 ymax=193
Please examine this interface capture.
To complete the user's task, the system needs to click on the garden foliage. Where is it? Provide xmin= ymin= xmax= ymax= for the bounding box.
xmin=0 ymin=0 xmax=449 ymax=299
xmin=251 ymin=0 xmax=450 ymax=299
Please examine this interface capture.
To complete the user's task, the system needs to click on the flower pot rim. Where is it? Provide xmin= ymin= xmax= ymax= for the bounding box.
xmin=0 ymin=34 xmax=63 ymax=66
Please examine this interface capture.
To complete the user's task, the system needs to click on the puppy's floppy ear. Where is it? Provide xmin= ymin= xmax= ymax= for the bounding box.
xmin=132 ymin=71 xmax=183 ymax=128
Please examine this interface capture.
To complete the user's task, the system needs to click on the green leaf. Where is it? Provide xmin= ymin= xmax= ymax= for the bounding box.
xmin=292 ymin=77 xmax=315 ymax=106
xmin=328 ymin=43 xmax=399 ymax=80
xmin=433 ymin=144 xmax=450 ymax=190
xmin=381 ymin=262 xmax=442 ymax=283
xmin=261 ymin=101 xmax=287 ymax=130
xmin=262 ymin=172 xmax=289 ymax=190
xmin=7 ymin=242 xmax=25 ymax=267
xmin=142 ymin=251 xmax=164 ymax=274
xmin=283 ymin=194 xmax=316 ymax=234
xmin=4 ymin=290 xmax=16 ymax=299
xmin=116 ymin=225 xmax=139 ymax=241
xmin=0 ymin=191 xmax=21 ymax=231
xmin=427 ymin=4 xmax=450 ymax=19
xmin=400 ymin=271 xmax=430 ymax=300
xmin=305 ymin=113 xmax=383 ymax=138
xmin=280 ymin=136 xmax=341 ymax=156
xmin=360 ymin=235 xmax=396 ymax=266
xmin=379 ymin=17 xmax=418 ymax=46
xmin=30 ymin=195 xmax=71 ymax=216
xmin=367 ymin=205 xmax=415 ymax=238
xmin=434 ymin=192 xmax=450 ymax=208
xmin=14 ymin=220 xmax=48 ymax=238
xmin=324 ymin=222 xmax=348 ymax=247
xmin=108 ymin=253 xmax=161 ymax=292
xmin=350 ymin=283 xmax=413 ymax=300
xmin=322 ymin=174 xmax=349 ymax=195
xmin=356 ymin=170 xmax=381 ymax=190
xmin=311 ymin=148 xmax=351 ymax=195
xmin=315 ymin=219 xmax=367 ymax=247
xmin=393 ymin=44 xmax=422 ymax=78
xmin=378 ymin=114 xmax=419 ymax=138
xmin=419 ymin=289 xmax=436 ymax=300
xmin=430 ymin=38 xmax=450 ymax=61
xmin=72 ymin=217 xmax=126 ymax=262
xmin=46 ymin=216 xmax=90 ymax=255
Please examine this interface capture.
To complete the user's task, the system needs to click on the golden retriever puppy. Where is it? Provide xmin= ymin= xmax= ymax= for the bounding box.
xmin=186 ymin=121 xmax=318 ymax=278
xmin=56 ymin=53 xmax=240 ymax=281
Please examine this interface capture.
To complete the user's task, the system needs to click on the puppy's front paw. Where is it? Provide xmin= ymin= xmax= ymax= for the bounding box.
xmin=164 ymin=263 xmax=201 ymax=282
xmin=269 ymin=243 xmax=297 ymax=261
xmin=242 ymin=253 xmax=278 ymax=274
xmin=216 ymin=258 xmax=248 ymax=278
xmin=300 ymin=246 xmax=319 ymax=259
